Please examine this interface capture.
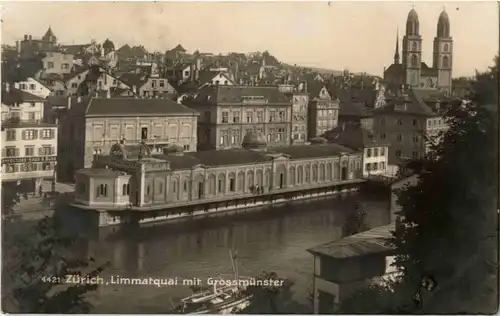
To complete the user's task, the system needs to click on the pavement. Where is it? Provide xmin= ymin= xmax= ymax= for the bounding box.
xmin=8 ymin=180 xmax=75 ymax=221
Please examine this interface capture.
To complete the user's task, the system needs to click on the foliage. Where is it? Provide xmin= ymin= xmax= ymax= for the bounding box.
xmin=341 ymin=202 xmax=368 ymax=237
xmin=241 ymin=271 xmax=310 ymax=314
xmin=338 ymin=56 xmax=499 ymax=314
xmin=2 ymin=216 xmax=109 ymax=313
xmin=1 ymin=182 xmax=22 ymax=220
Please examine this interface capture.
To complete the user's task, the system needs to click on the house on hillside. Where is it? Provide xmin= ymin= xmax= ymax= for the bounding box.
xmin=119 ymin=73 xmax=176 ymax=98
xmin=13 ymin=77 xmax=51 ymax=99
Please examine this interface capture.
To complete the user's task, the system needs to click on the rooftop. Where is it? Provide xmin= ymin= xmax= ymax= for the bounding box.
xmin=191 ymin=85 xmax=291 ymax=105
xmin=1 ymin=87 xmax=46 ymax=105
xmin=84 ymin=97 xmax=199 ymax=117
xmin=307 ymin=223 xmax=396 ymax=259
xmin=77 ymin=168 xmax=127 ymax=177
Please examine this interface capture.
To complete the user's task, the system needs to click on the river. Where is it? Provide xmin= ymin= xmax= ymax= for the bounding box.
xmin=74 ymin=193 xmax=390 ymax=313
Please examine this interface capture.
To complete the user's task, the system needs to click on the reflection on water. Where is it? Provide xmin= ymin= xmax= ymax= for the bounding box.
xmin=81 ymin=194 xmax=390 ymax=313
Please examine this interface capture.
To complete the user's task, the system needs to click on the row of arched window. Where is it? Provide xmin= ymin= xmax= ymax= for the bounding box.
xmin=410 ymin=54 xmax=449 ymax=68
xmin=168 ymin=161 xmax=361 ymax=200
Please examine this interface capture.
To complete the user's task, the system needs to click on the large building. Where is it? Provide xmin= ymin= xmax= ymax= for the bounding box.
xmin=56 ymin=96 xmax=198 ymax=181
xmin=185 ymin=85 xmax=293 ymax=150
xmin=285 ymin=90 xmax=309 ymax=144
xmin=303 ymin=81 xmax=340 ymax=138
xmin=72 ymin=132 xmax=363 ymax=210
xmin=323 ymin=122 xmax=390 ymax=178
xmin=383 ymin=9 xmax=453 ymax=95
xmin=371 ymin=89 xmax=454 ymax=164
xmin=1 ymin=85 xmax=58 ymax=192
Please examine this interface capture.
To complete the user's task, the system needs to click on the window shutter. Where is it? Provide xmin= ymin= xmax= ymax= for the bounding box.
xmin=33 ymin=130 xmax=38 ymax=139
xmin=1 ymin=149 xmax=5 ymax=158
xmin=15 ymin=148 xmax=20 ymax=157
xmin=22 ymin=131 xmax=26 ymax=140
xmin=38 ymin=147 xmax=43 ymax=155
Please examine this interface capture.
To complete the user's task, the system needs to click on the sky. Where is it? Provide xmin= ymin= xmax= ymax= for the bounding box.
xmin=1 ymin=1 xmax=498 ymax=77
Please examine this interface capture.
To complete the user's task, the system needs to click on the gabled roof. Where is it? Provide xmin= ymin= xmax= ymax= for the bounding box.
xmin=197 ymin=71 xmax=235 ymax=87
xmin=171 ymin=44 xmax=187 ymax=52
xmin=372 ymin=89 xmax=436 ymax=117
xmin=119 ymin=73 xmax=148 ymax=88
xmin=84 ymin=97 xmax=199 ymax=117
xmin=1 ymin=87 xmax=46 ymax=105
xmin=421 ymin=62 xmax=437 ymax=77
xmin=323 ymin=122 xmax=388 ymax=150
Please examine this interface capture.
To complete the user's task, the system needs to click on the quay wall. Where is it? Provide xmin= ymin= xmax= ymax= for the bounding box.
xmin=75 ymin=180 xmax=363 ymax=227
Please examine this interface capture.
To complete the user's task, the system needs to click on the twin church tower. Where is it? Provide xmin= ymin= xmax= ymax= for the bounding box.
xmin=384 ymin=8 xmax=453 ymax=94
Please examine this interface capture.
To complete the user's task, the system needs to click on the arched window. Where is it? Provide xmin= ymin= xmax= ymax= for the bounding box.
xmin=97 ymin=184 xmax=108 ymax=197
xmin=297 ymin=165 xmax=303 ymax=184
xmin=411 ymin=55 xmax=418 ymax=67
xmin=443 ymin=43 xmax=449 ymax=52
xmin=411 ymin=42 xmax=417 ymax=51
xmin=442 ymin=56 xmax=450 ymax=68
xmin=122 ymin=183 xmax=130 ymax=196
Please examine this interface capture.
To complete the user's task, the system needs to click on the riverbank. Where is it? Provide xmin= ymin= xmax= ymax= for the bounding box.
xmin=74 ymin=180 xmax=364 ymax=228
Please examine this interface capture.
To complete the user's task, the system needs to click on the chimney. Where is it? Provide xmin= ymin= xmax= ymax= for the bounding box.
xmin=196 ymin=57 xmax=201 ymax=71
xmin=133 ymin=85 xmax=138 ymax=95
xmin=67 ymin=96 xmax=72 ymax=109
xmin=190 ymin=64 xmax=195 ymax=82
xmin=15 ymin=41 xmax=20 ymax=54
xmin=28 ymin=35 xmax=32 ymax=41
xmin=24 ymin=34 xmax=28 ymax=41
xmin=304 ymin=81 xmax=308 ymax=93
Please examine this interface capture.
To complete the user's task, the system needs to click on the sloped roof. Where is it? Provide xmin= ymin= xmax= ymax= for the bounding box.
xmin=372 ymin=89 xmax=436 ymax=117
xmin=119 ymin=73 xmax=148 ymax=88
xmin=421 ymin=62 xmax=438 ymax=77
xmin=323 ymin=122 xmax=388 ymax=150
xmin=191 ymin=85 xmax=291 ymax=105
xmin=171 ymin=44 xmax=187 ymax=52
xmin=84 ymin=97 xmax=199 ymax=117
xmin=338 ymin=102 xmax=372 ymax=118
xmin=1 ymin=87 xmax=46 ymax=105
xmin=307 ymin=223 xmax=395 ymax=259
xmin=271 ymin=143 xmax=355 ymax=159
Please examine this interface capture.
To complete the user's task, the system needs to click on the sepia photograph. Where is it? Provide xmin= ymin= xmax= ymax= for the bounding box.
xmin=0 ymin=1 xmax=498 ymax=314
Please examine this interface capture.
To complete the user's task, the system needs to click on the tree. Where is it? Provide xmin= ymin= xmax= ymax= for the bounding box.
xmin=2 ymin=216 xmax=109 ymax=313
xmin=341 ymin=201 xmax=369 ymax=237
xmin=1 ymin=182 xmax=21 ymax=220
xmin=241 ymin=271 xmax=309 ymax=314
xmin=339 ymin=56 xmax=499 ymax=314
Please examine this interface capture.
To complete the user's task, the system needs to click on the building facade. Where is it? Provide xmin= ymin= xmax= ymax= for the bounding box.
xmin=56 ymin=97 xmax=198 ymax=182
xmin=323 ymin=122 xmax=389 ymax=177
xmin=371 ymin=89 xmax=451 ymax=164
xmin=1 ymin=87 xmax=58 ymax=191
xmin=72 ymin=133 xmax=363 ymax=210
xmin=307 ymin=224 xmax=396 ymax=313
xmin=307 ymin=84 xmax=339 ymax=138
xmin=13 ymin=77 xmax=51 ymax=99
xmin=186 ymin=85 xmax=293 ymax=150
xmin=286 ymin=91 xmax=309 ymax=144
xmin=383 ymin=9 xmax=453 ymax=95
xmin=42 ymin=51 xmax=74 ymax=75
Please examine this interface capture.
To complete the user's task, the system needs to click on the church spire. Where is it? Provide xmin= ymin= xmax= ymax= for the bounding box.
xmin=394 ymin=27 xmax=400 ymax=64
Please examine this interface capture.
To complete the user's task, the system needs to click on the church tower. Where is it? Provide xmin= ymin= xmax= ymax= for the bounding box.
xmin=433 ymin=10 xmax=453 ymax=94
xmin=402 ymin=8 xmax=422 ymax=89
